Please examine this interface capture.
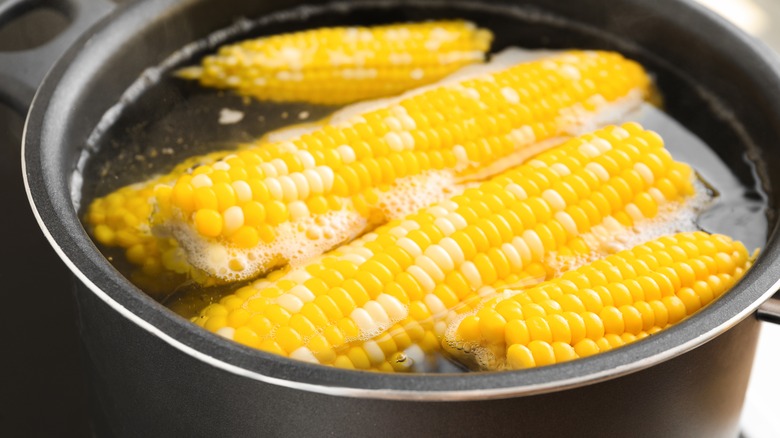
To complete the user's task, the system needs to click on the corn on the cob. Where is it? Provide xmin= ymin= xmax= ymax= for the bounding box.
xmin=178 ymin=21 xmax=493 ymax=105
xmin=193 ymin=123 xmax=696 ymax=371
xmin=446 ymin=231 xmax=750 ymax=371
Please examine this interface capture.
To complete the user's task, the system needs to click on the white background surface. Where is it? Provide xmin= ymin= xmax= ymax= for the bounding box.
xmin=692 ymin=1 xmax=780 ymax=436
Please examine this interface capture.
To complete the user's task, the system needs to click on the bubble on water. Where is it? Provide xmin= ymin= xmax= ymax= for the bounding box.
xmin=218 ymin=108 xmax=244 ymax=124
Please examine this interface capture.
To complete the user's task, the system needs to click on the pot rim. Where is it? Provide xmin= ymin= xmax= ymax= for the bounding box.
xmin=22 ymin=0 xmax=780 ymax=400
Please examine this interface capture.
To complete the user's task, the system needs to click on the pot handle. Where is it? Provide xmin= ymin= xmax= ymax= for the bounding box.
xmin=757 ymin=295 xmax=780 ymax=325
xmin=0 ymin=0 xmax=115 ymax=114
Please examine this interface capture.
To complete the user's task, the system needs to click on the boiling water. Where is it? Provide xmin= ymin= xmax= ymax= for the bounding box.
xmin=75 ymin=1 xmax=770 ymax=371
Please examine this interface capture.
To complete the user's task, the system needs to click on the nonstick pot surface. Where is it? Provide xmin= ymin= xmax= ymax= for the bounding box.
xmin=24 ymin=0 xmax=780 ymax=398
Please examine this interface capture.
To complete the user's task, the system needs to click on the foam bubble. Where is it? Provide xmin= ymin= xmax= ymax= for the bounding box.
xmin=376 ymin=170 xmax=461 ymax=221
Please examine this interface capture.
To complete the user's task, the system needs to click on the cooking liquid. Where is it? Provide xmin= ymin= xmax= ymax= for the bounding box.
xmin=75 ymin=2 xmax=769 ymax=372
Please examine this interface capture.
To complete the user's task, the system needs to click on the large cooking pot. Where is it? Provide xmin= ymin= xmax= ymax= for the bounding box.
xmin=10 ymin=0 xmax=780 ymax=436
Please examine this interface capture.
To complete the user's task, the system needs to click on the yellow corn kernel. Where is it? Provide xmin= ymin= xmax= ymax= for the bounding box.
xmin=231 ymin=226 xmax=260 ymax=248
xmin=194 ymin=209 xmax=223 ymax=237
xmin=233 ymin=327 xmax=261 ymax=348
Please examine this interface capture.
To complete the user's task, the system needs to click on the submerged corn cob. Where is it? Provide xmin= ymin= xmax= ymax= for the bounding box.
xmin=194 ymin=123 xmax=695 ymax=371
xmin=446 ymin=232 xmax=750 ymax=371
xmin=178 ymin=21 xmax=493 ymax=105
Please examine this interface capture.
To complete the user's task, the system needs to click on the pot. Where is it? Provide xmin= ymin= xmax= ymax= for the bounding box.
xmin=11 ymin=0 xmax=780 ymax=436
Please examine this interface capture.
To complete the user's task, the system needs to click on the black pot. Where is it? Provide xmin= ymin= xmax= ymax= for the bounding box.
xmin=11 ymin=0 xmax=780 ymax=436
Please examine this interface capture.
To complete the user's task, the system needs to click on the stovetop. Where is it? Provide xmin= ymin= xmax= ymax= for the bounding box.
xmin=1 ymin=1 xmax=779 ymax=436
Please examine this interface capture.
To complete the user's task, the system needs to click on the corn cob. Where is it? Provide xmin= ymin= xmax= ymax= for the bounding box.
xmin=193 ymin=123 xmax=696 ymax=371
xmin=446 ymin=232 xmax=750 ymax=371
xmin=178 ymin=21 xmax=493 ymax=105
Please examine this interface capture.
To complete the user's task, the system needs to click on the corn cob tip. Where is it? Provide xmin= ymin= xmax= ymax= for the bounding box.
xmin=175 ymin=66 xmax=204 ymax=80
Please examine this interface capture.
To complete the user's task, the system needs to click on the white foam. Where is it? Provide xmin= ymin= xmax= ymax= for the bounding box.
xmin=157 ymin=207 xmax=367 ymax=282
